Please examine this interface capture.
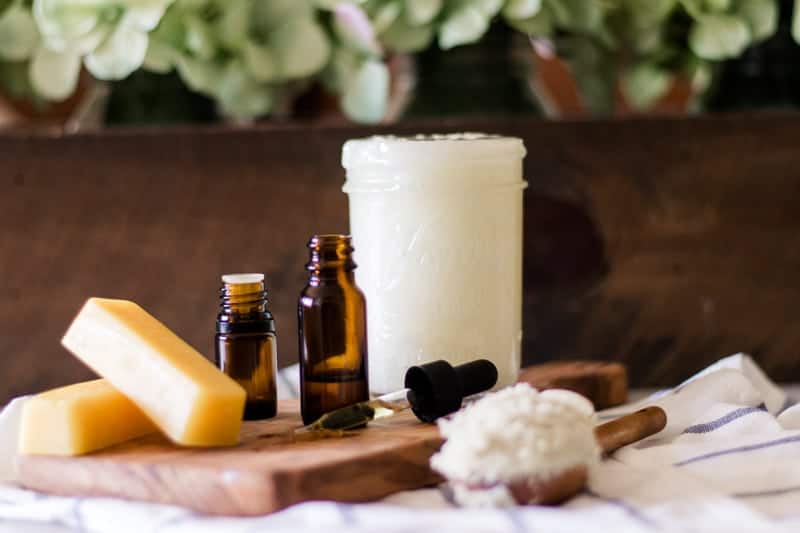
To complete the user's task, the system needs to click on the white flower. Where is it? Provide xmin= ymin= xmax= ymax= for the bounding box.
xmin=0 ymin=5 xmax=40 ymax=62
xmin=145 ymin=0 xmax=333 ymax=120
xmin=29 ymin=0 xmax=172 ymax=100
xmin=341 ymin=58 xmax=388 ymax=123
xmin=333 ymin=3 xmax=382 ymax=56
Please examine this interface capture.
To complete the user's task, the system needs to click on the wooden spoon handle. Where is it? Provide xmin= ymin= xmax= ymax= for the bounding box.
xmin=594 ymin=406 xmax=667 ymax=454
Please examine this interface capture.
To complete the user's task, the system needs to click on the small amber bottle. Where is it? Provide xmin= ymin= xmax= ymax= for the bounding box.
xmin=298 ymin=235 xmax=369 ymax=425
xmin=215 ymin=273 xmax=278 ymax=420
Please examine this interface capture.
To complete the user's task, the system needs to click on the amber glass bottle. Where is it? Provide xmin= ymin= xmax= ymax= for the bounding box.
xmin=298 ymin=235 xmax=369 ymax=425
xmin=215 ymin=273 xmax=278 ymax=420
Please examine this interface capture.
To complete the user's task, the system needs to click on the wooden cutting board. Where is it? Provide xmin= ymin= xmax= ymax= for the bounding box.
xmin=16 ymin=361 xmax=627 ymax=515
xmin=16 ymin=401 xmax=442 ymax=516
xmin=519 ymin=360 xmax=627 ymax=409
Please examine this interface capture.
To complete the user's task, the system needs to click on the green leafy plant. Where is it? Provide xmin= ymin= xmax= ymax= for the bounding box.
xmin=0 ymin=0 xmax=784 ymax=122
xmin=791 ymin=0 xmax=800 ymax=44
xmin=143 ymin=0 xmax=331 ymax=119
xmin=634 ymin=0 xmax=777 ymax=109
xmin=0 ymin=0 xmax=174 ymax=100
xmin=502 ymin=0 xmax=778 ymax=112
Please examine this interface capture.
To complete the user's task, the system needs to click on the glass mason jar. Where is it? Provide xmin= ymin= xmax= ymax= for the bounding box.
xmin=342 ymin=134 xmax=527 ymax=394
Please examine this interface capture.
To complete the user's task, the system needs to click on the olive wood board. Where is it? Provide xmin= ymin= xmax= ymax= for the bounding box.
xmin=519 ymin=360 xmax=628 ymax=409
xmin=16 ymin=400 xmax=442 ymax=516
xmin=15 ymin=361 xmax=627 ymax=516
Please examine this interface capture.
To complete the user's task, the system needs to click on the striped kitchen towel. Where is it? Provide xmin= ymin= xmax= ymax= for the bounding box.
xmin=1 ymin=353 xmax=800 ymax=533
xmin=579 ymin=353 xmax=800 ymax=529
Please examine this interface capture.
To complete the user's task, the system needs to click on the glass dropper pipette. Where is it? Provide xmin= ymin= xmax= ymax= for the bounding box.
xmin=296 ymin=388 xmax=412 ymax=433
xmin=296 ymin=359 xmax=499 ymax=432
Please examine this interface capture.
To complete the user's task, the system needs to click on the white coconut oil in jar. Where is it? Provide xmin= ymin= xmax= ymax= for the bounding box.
xmin=342 ymin=133 xmax=527 ymax=394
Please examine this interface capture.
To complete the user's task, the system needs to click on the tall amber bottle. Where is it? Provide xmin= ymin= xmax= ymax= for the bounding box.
xmin=215 ymin=273 xmax=278 ymax=420
xmin=298 ymin=235 xmax=369 ymax=425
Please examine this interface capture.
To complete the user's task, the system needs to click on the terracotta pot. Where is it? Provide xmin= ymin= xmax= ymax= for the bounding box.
xmin=529 ymin=43 xmax=695 ymax=119
xmin=0 ymin=71 xmax=108 ymax=131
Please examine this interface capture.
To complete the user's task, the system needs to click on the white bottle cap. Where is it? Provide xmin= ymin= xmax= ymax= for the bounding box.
xmin=221 ymin=273 xmax=265 ymax=285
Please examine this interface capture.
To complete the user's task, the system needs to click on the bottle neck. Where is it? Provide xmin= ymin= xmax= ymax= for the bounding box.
xmin=308 ymin=267 xmax=356 ymax=286
xmin=305 ymin=234 xmax=357 ymax=285
xmin=217 ymin=278 xmax=274 ymax=333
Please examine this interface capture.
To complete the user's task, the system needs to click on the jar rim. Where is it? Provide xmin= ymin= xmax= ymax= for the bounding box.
xmin=341 ymin=133 xmax=526 ymax=170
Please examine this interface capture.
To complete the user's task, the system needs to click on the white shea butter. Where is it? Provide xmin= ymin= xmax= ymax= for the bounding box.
xmin=342 ymin=134 xmax=526 ymax=394
xmin=430 ymin=383 xmax=600 ymax=502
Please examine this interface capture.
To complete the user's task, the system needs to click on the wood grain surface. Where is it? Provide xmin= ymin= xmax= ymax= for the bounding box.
xmin=518 ymin=361 xmax=628 ymax=409
xmin=3 ymin=113 xmax=800 ymax=403
xmin=14 ymin=361 xmax=625 ymax=514
xmin=594 ymin=406 xmax=667 ymax=454
xmin=16 ymin=400 xmax=443 ymax=515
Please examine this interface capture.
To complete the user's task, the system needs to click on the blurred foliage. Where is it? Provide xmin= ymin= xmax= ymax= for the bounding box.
xmin=0 ymin=0 xmax=791 ymax=122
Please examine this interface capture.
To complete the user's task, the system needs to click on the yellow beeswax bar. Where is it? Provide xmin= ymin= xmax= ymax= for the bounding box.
xmin=19 ymin=379 xmax=157 ymax=456
xmin=62 ymin=298 xmax=246 ymax=446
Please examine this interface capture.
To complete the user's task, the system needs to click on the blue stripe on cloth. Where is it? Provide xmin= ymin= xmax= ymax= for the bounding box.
xmin=504 ymin=507 xmax=529 ymax=533
xmin=733 ymin=486 xmax=800 ymax=499
xmin=683 ymin=405 xmax=766 ymax=434
xmin=675 ymin=435 xmax=800 ymax=467
xmin=71 ymin=498 xmax=86 ymax=533
xmin=334 ymin=502 xmax=356 ymax=525
xmin=154 ymin=513 xmax=201 ymax=533
xmin=585 ymin=490 xmax=656 ymax=529
xmin=437 ymin=484 xmax=459 ymax=507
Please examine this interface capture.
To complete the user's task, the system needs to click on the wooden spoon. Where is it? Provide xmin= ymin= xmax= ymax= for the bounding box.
xmin=507 ymin=406 xmax=667 ymax=505
xmin=446 ymin=406 xmax=667 ymax=506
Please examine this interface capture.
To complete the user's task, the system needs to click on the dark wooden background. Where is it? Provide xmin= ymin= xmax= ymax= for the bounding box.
xmin=3 ymin=113 xmax=800 ymax=403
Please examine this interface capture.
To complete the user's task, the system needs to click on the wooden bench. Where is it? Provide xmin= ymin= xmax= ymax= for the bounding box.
xmin=2 ymin=113 xmax=800 ymax=402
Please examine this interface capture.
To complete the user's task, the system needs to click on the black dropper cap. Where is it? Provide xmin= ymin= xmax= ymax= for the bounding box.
xmin=404 ymin=359 xmax=498 ymax=423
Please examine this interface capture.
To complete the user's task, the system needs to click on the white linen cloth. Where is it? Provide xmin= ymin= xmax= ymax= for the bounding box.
xmin=2 ymin=353 xmax=800 ymax=532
